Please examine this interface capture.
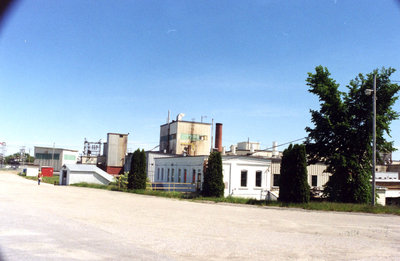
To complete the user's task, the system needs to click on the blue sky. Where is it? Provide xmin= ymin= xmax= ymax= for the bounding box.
xmin=1 ymin=0 xmax=400 ymax=159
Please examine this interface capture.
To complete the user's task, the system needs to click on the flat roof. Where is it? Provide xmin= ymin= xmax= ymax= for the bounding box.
xmin=34 ymin=146 xmax=78 ymax=152
xmin=160 ymin=120 xmax=211 ymax=127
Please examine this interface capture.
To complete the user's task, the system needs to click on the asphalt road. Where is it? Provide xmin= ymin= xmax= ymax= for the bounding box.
xmin=0 ymin=172 xmax=399 ymax=261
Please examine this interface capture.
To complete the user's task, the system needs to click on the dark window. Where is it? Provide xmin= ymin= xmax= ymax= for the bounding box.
xmin=273 ymin=174 xmax=280 ymax=187
xmin=241 ymin=170 xmax=247 ymax=187
xmin=255 ymin=171 xmax=262 ymax=187
xmin=35 ymin=153 xmax=60 ymax=160
xmin=312 ymin=175 xmax=318 ymax=187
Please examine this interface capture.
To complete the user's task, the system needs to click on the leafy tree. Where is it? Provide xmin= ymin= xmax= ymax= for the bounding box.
xmin=305 ymin=66 xmax=400 ymax=203
xmin=4 ymin=153 xmax=34 ymax=164
xmin=128 ymin=149 xmax=147 ymax=190
xmin=202 ymin=151 xmax=224 ymax=197
xmin=279 ymin=144 xmax=310 ymax=203
xmin=116 ymin=172 xmax=129 ymax=190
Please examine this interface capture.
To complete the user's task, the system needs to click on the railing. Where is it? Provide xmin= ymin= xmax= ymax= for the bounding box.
xmin=151 ymin=182 xmax=199 ymax=192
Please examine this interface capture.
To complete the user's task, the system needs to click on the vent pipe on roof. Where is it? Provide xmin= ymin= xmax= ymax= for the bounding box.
xmin=215 ymin=123 xmax=223 ymax=152
xmin=230 ymin=145 xmax=236 ymax=155
xmin=272 ymin=141 xmax=279 ymax=157
xmin=176 ymin=113 xmax=185 ymax=121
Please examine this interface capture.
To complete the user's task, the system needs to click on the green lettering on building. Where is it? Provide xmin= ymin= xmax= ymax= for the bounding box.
xmin=180 ymin=134 xmax=201 ymax=141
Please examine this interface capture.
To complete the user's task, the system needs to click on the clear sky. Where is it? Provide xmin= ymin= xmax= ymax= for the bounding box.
xmin=1 ymin=0 xmax=400 ymax=159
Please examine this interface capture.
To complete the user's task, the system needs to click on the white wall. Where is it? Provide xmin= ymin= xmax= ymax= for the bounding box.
xmin=154 ymin=156 xmax=206 ymax=183
xmin=67 ymin=171 xmax=110 ymax=185
xmin=223 ymin=157 xmax=271 ymax=200
xmin=25 ymin=166 xmax=39 ymax=177
xmin=61 ymin=151 xmax=78 ymax=166
xmin=146 ymin=152 xmax=174 ymax=182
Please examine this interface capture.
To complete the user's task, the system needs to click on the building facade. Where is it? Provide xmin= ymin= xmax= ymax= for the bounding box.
xmin=159 ymin=120 xmax=211 ymax=156
xmin=103 ymin=133 xmax=128 ymax=175
xmin=154 ymin=155 xmax=272 ymax=200
xmin=34 ymin=146 xmax=78 ymax=171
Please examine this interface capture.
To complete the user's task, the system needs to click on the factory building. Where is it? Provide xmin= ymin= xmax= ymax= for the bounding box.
xmin=153 ymin=155 xmax=273 ymax=200
xmin=34 ymin=146 xmax=78 ymax=172
xmin=225 ymin=141 xmax=330 ymax=197
xmin=159 ymin=113 xmax=211 ymax=156
xmin=81 ymin=133 xmax=128 ymax=175
xmin=102 ymin=133 xmax=128 ymax=175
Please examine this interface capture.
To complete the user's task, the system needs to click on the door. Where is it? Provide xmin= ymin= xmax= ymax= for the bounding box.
xmin=62 ymin=170 xmax=67 ymax=185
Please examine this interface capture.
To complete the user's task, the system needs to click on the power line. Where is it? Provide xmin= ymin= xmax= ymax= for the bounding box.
xmin=261 ymin=137 xmax=307 ymax=151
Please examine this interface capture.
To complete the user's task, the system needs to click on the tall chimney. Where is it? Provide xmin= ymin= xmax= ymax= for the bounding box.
xmin=215 ymin=123 xmax=223 ymax=152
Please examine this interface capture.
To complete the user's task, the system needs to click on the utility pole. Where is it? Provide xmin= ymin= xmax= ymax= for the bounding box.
xmin=365 ymin=74 xmax=377 ymax=206
xmin=52 ymin=142 xmax=55 ymax=170
xmin=372 ymin=74 xmax=377 ymax=206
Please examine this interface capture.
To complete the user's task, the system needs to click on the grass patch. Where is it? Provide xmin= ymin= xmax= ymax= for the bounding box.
xmin=20 ymin=173 xmax=60 ymax=185
xmin=63 ymin=182 xmax=400 ymax=216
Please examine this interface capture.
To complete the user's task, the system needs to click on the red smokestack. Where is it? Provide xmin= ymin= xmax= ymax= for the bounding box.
xmin=215 ymin=123 xmax=223 ymax=152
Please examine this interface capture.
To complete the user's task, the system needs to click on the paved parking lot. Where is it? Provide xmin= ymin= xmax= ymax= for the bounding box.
xmin=0 ymin=172 xmax=399 ymax=260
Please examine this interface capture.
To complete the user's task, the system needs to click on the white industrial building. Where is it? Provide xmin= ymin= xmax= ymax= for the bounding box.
xmin=145 ymin=151 xmax=175 ymax=182
xmin=154 ymin=155 xmax=273 ymax=200
xmin=59 ymin=164 xmax=114 ymax=185
xmin=375 ymin=172 xmax=400 ymax=205
xmin=34 ymin=146 xmax=78 ymax=171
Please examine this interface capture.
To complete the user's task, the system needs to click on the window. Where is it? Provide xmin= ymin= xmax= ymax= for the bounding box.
xmin=178 ymin=169 xmax=181 ymax=183
xmin=273 ymin=174 xmax=280 ymax=187
xmin=35 ymin=153 xmax=60 ymax=160
xmin=157 ymin=168 xmax=160 ymax=181
xmin=161 ymin=168 xmax=164 ymax=181
xmin=184 ymin=169 xmax=187 ymax=183
xmin=255 ymin=171 xmax=262 ymax=187
xmin=241 ymin=170 xmax=247 ymax=187
xmin=198 ymin=169 xmax=202 ymax=182
xmin=171 ymin=168 xmax=175 ymax=182
xmin=312 ymin=175 xmax=318 ymax=187
xmin=192 ymin=169 xmax=196 ymax=183
xmin=167 ymin=168 xmax=170 ymax=182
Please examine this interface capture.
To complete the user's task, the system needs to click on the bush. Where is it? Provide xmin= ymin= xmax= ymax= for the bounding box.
xmin=202 ymin=152 xmax=224 ymax=197
xmin=279 ymin=144 xmax=310 ymax=203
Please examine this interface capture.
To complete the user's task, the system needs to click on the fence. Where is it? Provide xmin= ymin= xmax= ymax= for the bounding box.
xmin=151 ymin=182 xmax=199 ymax=192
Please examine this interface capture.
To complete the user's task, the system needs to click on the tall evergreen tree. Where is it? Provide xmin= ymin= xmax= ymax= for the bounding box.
xmin=128 ymin=149 xmax=147 ymax=190
xmin=202 ymin=152 xmax=224 ymax=197
xmin=279 ymin=144 xmax=310 ymax=203
xmin=305 ymin=66 xmax=400 ymax=203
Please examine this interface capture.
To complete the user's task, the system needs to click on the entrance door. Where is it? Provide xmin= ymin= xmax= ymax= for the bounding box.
xmin=62 ymin=170 xmax=67 ymax=185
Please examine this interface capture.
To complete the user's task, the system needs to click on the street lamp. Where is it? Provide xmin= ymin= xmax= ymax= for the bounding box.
xmin=365 ymin=74 xmax=377 ymax=206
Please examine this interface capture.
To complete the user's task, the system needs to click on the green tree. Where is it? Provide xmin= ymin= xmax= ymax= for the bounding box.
xmin=116 ymin=172 xmax=129 ymax=190
xmin=279 ymin=144 xmax=310 ymax=203
xmin=305 ymin=66 xmax=400 ymax=203
xmin=202 ymin=151 xmax=224 ymax=197
xmin=128 ymin=149 xmax=147 ymax=190
xmin=4 ymin=153 xmax=34 ymax=164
